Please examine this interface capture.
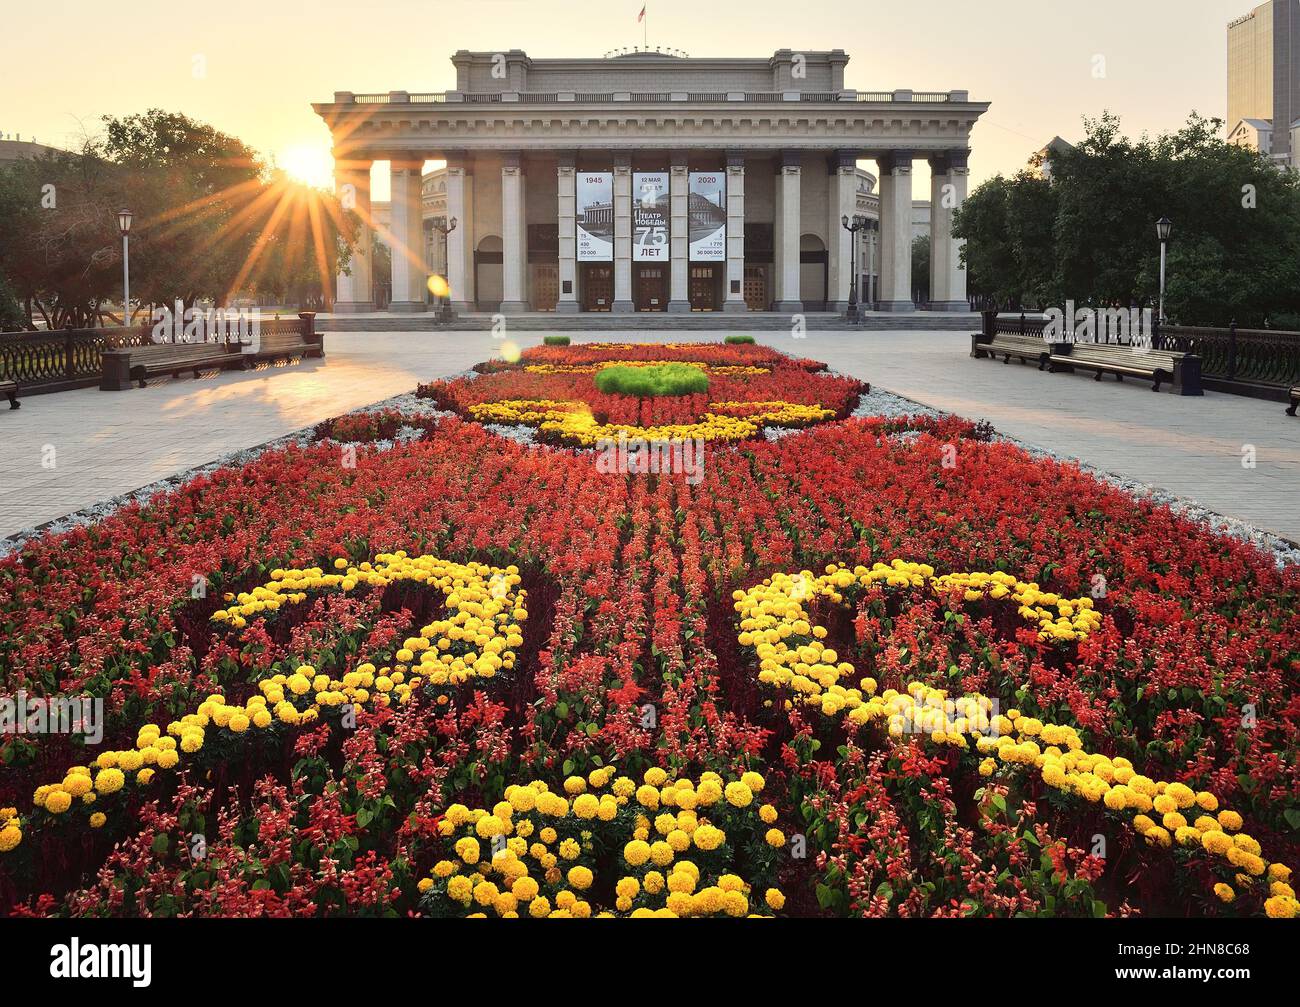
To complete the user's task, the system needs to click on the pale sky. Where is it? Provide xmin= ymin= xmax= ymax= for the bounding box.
xmin=1 ymin=0 xmax=1257 ymax=199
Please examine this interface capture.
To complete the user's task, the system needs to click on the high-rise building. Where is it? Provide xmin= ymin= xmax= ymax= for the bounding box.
xmin=1228 ymin=1 xmax=1300 ymax=161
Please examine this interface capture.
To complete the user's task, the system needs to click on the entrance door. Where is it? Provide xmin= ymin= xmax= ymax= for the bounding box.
xmin=582 ymin=264 xmax=613 ymax=311
xmin=689 ymin=265 xmax=718 ymax=310
xmin=635 ymin=265 xmax=667 ymax=311
xmin=474 ymin=235 xmax=504 ymax=312
xmin=532 ymin=264 xmax=558 ymax=311
xmin=743 ymin=266 xmax=768 ymax=311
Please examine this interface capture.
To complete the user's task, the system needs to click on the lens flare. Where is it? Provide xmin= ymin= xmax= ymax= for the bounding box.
xmin=501 ymin=340 xmax=521 ymax=363
xmin=427 ymin=274 xmax=450 ymax=298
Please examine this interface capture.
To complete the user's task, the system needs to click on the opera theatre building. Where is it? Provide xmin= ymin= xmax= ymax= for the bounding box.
xmin=314 ymin=49 xmax=988 ymax=315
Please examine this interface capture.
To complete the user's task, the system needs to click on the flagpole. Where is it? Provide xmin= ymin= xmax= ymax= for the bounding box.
xmin=644 ymin=7 xmax=648 ymax=48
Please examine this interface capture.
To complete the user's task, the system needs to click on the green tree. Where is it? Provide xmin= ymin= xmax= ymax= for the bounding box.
xmin=954 ymin=111 xmax=1300 ymax=325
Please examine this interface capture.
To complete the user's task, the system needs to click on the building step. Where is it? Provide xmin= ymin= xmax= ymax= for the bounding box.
xmin=318 ymin=312 xmax=978 ymax=333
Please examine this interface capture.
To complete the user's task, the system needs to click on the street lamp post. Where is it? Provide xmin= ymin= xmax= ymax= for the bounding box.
xmin=430 ymin=216 xmax=458 ymax=322
xmin=117 ymin=208 xmax=133 ymax=326
xmin=1155 ymin=216 xmax=1172 ymax=326
xmin=841 ymin=214 xmax=866 ymax=323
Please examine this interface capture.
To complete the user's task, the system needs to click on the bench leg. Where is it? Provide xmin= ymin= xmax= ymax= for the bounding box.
xmin=1094 ymin=370 xmax=1103 ymax=381
xmin=1287 ymin=401 xmax=1299 ymax=416
xmin=1115 ymin=373 xmax=1123 ymax=382
xmin=6 ymin=392 xmax=18 ymax=410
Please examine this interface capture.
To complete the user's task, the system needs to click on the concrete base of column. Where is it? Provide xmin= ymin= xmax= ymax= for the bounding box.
xmin=556 ymin=299 xmax=580 ymax=314
xmin=450 ymin=301 xmax=476 ymax=315
xmin=877 ymin=300 xmax=916 ymax=313
xmin=827 ymin=300 xmax=849 ymax=313
xmin=723 ymin=300 xmax=748 ymax=313
xmin=667 ymin=300 xmax=691 ymax=313
xmin=774 ymin=300 xmax=803 ymax=313
xmin=333 ymin=301 xmax=375 ymax=314
xmin=389 ymin=301 xmax=426 ymax=313
xmin=926 ymin=300 xmax=972 ymax=313
xmin=612 ymin=300 xmax=634 ymax=313
xmin=499 ymin=300 xmax=529 ymax=314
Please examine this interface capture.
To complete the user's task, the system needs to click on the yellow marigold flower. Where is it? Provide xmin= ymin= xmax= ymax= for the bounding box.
xmin=724 ymin=781 xmax=753 ymax=808
xmin=740 ymin=771 xmax=765 ymax=794
xmin=1217 ymin=810 xmax=1243 ymax=831
xmin=1264 ymin=895 xmax=1298 ymax=919
xmin=765 ymin=888 xmax=786 ymax=911
xmin=0 ymin=824 xmax=22 ymax=852
xmin=765 ymin=828 xmax=786 ymax=848
xmin=759 ymin=803 xmax=778 ymax=824
xmin=417 ymin=877 xmax=434 ymax=894
xmin=624 ymin=840 xmax=651 ymax=867
xmin=1213 ymin=883 xmax=1235 ymax=903
xmin=567 ymin=865 xmax=593 ymax=890
xmin=93 ymin=769 xmax=125 ymax=795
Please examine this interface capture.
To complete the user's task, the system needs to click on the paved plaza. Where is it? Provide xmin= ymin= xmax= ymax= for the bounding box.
xmin=1 ymin=329 xmax=1297 ymax=543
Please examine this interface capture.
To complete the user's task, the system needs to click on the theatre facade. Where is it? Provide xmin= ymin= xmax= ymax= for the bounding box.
xmin=314 ymin=49 xmax=989 ymax=314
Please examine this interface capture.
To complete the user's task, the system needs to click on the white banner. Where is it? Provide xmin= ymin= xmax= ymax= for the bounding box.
xmin=633 ymin=172 xmax=669 ymax=261
xmin=576 ymin=172 xmax=614 ymax=261
xmin=688 ymin=172 xmax=726 ymax=261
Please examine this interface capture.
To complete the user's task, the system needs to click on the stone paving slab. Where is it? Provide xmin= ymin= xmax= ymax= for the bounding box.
xmin=0 ymin=329 xmax=1295 ymax=544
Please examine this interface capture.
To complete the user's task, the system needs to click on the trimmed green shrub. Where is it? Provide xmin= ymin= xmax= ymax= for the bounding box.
xmin=543 ymin=335 xmax=571 ymax=346
xmin=594 ymin=362 xmax=709 ymax=397
xmin=724 ymin=334 xmax=756 ymax=345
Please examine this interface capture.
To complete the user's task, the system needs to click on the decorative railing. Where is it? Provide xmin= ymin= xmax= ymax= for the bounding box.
xmin=1159 ymin=324 xmax=1300 ymax=387
xmin=337 ymin=90 xmax=962 ymax=105
xmin=0 ymin=325 xmax=151 ymax=393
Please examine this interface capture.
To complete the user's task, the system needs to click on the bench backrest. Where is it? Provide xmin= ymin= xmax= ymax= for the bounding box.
xmin=255 ymin=326 xmax=309 ymax=353
xmin=1067 ymin=345 xmax=1183 ymax=364
xmin=130 ymin=342 xmax=239 ymax=361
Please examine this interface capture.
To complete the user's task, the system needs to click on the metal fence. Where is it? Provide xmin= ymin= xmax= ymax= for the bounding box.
xmin=978 ymin=310 xmax=1300 ymax=399
xmin=0 ymin=325 xmax=151 ymax=394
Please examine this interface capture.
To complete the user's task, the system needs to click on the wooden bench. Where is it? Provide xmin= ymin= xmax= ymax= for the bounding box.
xmin=1287 ymin=386 xmax=1299 ymax=416
xmin=101 ymin=342 xmax=241 ymax=390
xmin=242 ymin=324 xmax=322 ymax=368
xmin=971 ymin=333 xmax=1051 ymax=368
xmin=100 ymin=314 xmax=323 ymax=390
xmin=1047 ymin=344 xmax=1201 ymax=394
xmin=0 ymin=378 xmax=18 ymax=409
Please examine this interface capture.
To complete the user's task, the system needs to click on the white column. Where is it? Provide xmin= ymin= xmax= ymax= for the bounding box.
xmin=723 ymin=152 xmax=746 ymax=312
xmin=877 ymin=151 xmax=914 ymax=313
xmin=501 ymin=152 xmax=528 ymax=313
xmin=556 ymin=153 xmax=578 ymax=313
xmin=445 ymin=156 xmax=474 ymax=314
xmin=612 ymin=156 xmax=633 ymax=312
xmin=928 ymin=151 xmax=970 ymax=312
xmin=827 ymin=151 xmax=856 ymax=312
xmin=667 ymin=157 xmax=690 ymax=312
xmin=388 ymin=157 xmax=427 ymax=312
xmin=773 ymin=150 xmax=802 ymax=312
xmin=333 ymin=158 xmax=373 ymax=312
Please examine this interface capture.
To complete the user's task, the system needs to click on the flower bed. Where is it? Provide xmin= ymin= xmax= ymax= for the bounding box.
xmin=0 ymin=341 xmax=1297 ymax=919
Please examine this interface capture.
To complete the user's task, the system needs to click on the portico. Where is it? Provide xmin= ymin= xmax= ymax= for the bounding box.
xmin=313 ymin=49 xmax=988 ymax=315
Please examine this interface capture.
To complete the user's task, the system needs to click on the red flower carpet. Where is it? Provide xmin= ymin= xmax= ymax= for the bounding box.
xmin=1 ymin=341 xmax=1297 ymax=919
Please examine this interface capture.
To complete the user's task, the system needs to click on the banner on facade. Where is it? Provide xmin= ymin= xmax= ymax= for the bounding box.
xmin=688 ymin=171 xmax=726 ymax=261
xmin=632 ymin=172 xmax=669 ymax=261
xmin=576 ymin=172 xmax=614 ymax=261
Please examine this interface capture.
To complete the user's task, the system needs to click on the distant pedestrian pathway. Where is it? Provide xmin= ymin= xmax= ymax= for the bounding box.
xmin=0 ymin=330 xmax=1295 ymax=544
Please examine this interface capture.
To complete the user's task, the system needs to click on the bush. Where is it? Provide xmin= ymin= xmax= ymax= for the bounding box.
xmin=543 ymin=335 xmax=571 ymax=346
xmin=724 ymin=334 xmax=755 ymax=345
xmin=594 ymin=362 xmax=709 ymax=397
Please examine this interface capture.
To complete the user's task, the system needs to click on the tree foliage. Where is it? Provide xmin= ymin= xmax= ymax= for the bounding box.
xmin=0 ymin=110 xmax=355 ymax=329
xmin=954 ymin=112 xmax=1300 ymax=326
